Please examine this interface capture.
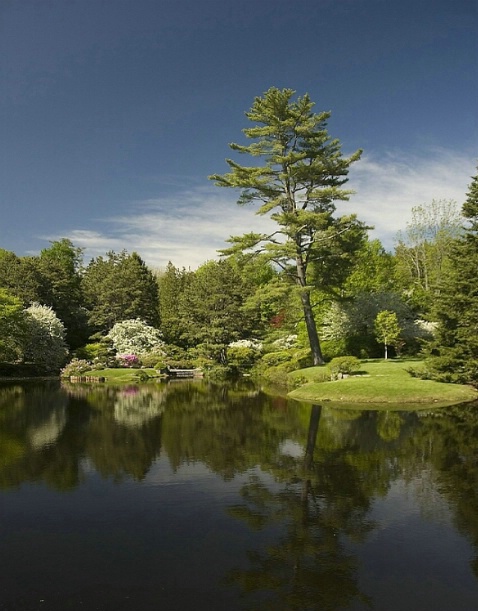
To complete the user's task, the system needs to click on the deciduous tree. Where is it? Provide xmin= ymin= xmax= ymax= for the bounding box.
xmin=374 ymin=310 xmax=402 ymax=359
xmin=394 ymin=199 xmax=463 ymax=314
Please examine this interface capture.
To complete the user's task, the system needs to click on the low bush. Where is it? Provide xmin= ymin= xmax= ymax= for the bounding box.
xmin=75 ymin=342 xmax=111 ymax=362
xmin=328 ymin=356 xmax=361 ymax=380
xmin=227 ymin=346 xmax=261 ymax=370
xmin=139 ymin=352 xmax=169 ymax=368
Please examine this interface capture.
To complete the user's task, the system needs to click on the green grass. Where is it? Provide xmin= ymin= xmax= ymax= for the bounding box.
xmin=288 ymin=359 xmax=478 ymax=408
xmin=75 ymin=368 xmax=160 ymax=383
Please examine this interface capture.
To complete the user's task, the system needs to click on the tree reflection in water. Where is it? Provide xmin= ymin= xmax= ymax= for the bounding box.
xmin=0 ymin=380 xmax=477 ymax=608
xmin=225 ymin=404 xmax=373 ymax=610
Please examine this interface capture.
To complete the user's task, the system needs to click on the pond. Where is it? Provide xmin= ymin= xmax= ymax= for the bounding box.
xmin=0 ymin=379 xmax=477 ymax=611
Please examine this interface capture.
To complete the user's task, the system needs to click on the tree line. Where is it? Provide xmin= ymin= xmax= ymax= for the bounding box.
xmin=0 ymin=87 xmax=476 ymax=385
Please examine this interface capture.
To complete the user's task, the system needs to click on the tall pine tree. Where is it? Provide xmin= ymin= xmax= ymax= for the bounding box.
xmin=428 ymin=167 xmax=478 ymax=386
xmin=210 ymin=87 xmax=366 ymax=365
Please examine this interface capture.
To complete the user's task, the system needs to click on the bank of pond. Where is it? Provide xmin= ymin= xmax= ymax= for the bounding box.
xmin=56 ymin=358 xmax=478 ymax=410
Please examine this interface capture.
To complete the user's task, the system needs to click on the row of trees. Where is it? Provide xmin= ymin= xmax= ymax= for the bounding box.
xmin=0 ymin=87 xmax=476 ymax=384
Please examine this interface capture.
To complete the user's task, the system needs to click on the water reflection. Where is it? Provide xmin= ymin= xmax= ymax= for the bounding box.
xmin=0 ymin=380 xmax=477 ymax=610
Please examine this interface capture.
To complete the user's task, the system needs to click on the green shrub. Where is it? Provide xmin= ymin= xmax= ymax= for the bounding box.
xmin=75 ymin=342 xmax=110 ymax=361
xmin=261 ymin=362 xmax=297 ymax=386
xmin=261 ymin=350 xmax=293 ymax=367
xmin=134 ymin=370 xmax=153 ymax=382
xmin=328 ymin=356 xmax=361 ymax=380
xmin=204 ymin=364 xmax=234 ymax=380
xmin=311 ymin=368 xmax=332 ymax=383
xmin=289 ymin=374 xmax=309 ymax=389
xmin=140 ymin=352 xmax=169 ymax=368
xmin=227 ymin=346 xmax=260 ymax=370
xmin=321 ymin=339 xmax=348 ymax=361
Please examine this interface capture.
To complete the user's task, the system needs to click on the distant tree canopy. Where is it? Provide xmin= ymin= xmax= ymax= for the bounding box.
xmin=82 ymin=251 xmax=159 ymax=334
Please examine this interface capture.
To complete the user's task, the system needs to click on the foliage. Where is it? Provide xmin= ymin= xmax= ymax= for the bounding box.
xmin=227 ymin=346 xmax=261 ymax=371
xmin=374 ymin=310 xmax=402 ymax=359
xmin=82 ymin=250 xmax=159 ymax=333
xmin=22 ymin=303 xmax=68 ymax=373
xmin=156 ymin=262 xmax=192 ymax=345
xmin=37 ymin=239 xmax=88 ymax=349
xmin=106 ymin=318 xmax=165 ymax=356
xmin=60 ymin=358 xmax=92 ymax=378
xmin=344 ymin=239 xmax=397 ymax=295
xmin=177 ymin=258 xmax=258 ymax=355
xmin=394 ymin=199 xmax=463 ymax=315
xmin=328 ymin=356 xmax=361 ymax=379
xmin=0 ymin=288 xmax=26 ymax=362
xmin=138 ymin=352 xmax=169 ymax=368
xmin=117 ymin=353 xmax=141 ymax=368
xmin=210 ymin=87 xmax=368 ymax=365
xmin=426 ymin=168 xmax=478 ymax=385
xmin=0 ymin=250 xmax=44 ymax=305
xmin=75 ymin=341 xmax=113 ymax=364
xmin=322 ymin=292 xmax=422 ymax=358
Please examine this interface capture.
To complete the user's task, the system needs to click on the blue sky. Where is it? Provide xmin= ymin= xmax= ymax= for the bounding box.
xmin=1 ymin=0 xmax=476 ymax=269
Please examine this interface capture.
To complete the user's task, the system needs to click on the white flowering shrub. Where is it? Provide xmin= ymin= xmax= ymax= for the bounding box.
xmin=23 ymin=303 xmax=68 ymax=372
xmin=228 ymin=339 xmax=263 ymax=351
xmin=272 ymin=335 xmax=298 ymax=349
xmin=107 ymin=318 xmax=165 ymax=356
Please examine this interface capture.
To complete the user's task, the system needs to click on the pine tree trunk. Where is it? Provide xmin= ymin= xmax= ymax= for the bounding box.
xmin=299 ymin=289 xmax=325 ymax=365
xmin=296 ymin=253 xmax=325 ymax=366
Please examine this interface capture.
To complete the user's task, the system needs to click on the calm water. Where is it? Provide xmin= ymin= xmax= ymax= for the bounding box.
xmin=0 ymin=380 xmax=477 ymax=611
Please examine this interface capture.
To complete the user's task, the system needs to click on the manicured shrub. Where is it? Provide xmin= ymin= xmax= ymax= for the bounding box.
xmin=328 ymin=356 xmax=361 ymax=380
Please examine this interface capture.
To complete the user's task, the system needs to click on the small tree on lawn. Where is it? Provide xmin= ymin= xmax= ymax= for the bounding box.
xmin=374 ymin=310 xmax=402 ymax=360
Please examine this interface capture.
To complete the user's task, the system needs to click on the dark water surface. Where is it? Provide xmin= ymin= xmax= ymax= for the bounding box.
xmin=0 ymin=380 xmax=477 ymax=611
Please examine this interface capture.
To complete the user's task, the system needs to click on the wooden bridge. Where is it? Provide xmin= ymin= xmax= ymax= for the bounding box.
xmin=164 ymin=368 xmax=203 ymax=379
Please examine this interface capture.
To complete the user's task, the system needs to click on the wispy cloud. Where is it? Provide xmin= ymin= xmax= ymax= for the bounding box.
xmin=344 ymin=148 xmax=475 ymax=248
xmin=46 ymin=148 xmax=476 ymax=268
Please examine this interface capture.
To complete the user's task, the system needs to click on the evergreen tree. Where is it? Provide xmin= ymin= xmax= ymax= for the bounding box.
xmin=0 ymin=250 xmax=44 ymax=305
xmin=157 ymin=262 xmax=192 ymax=346
xmin=179 ymin=259 xmax=256 ymax=361
xmin=428 ymin=168 xmax=478 ymax=385
xmin=210 ymin=87 xmax=367 ymax=364
xmin=82 ymin=251 xmax=159 ymax=334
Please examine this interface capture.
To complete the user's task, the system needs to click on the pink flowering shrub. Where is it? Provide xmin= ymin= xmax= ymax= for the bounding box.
xmin=117 ymin=353 xmax=140 ymax=368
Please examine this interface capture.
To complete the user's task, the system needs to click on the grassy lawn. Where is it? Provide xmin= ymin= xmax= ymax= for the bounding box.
xmin=72 ymin=368 xmax=160 ymax=383
xmin=288 ymin=359 xmax=478 ymax=408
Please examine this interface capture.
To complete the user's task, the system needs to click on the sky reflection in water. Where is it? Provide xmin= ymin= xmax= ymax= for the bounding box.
xmin=0 ymin=380 xmax=477 ymax=611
